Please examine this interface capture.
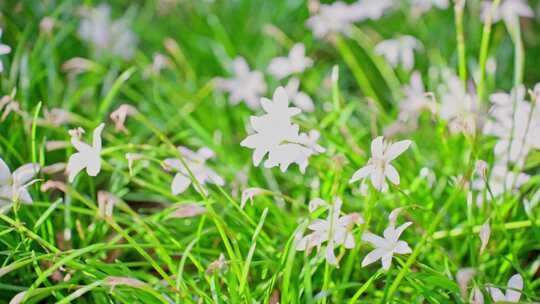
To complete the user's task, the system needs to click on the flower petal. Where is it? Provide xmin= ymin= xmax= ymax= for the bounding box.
xmin=0 ymin=158 xmax=11 ymax=183
xmin=371 ymin=136 xmax=384 ymax=159
xmin=488 ymin=287 xmax=506 ymax=302
xmin=361 ymin=248 xmax=385 ymax=267
xmin=385 ymin=164 xmax=400 ymax=185
xmin=171 ymin=173 xmax=191 ymax=195
xmin=506 ymin=274 xmax=523 ymax=302
xmin=12 ymin=163 xmax=39 ymax=185
xmin=350 ymin=165 xmax=373 ymax=183
xmin=385 ymin=140 xmax=412 ymax=161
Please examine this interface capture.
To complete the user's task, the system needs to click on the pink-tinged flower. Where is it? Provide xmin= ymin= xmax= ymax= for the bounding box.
xmin=295 ymin=198 xmax=363 ymax=266
xmin=479 ymin=221 xmax=490 ymax=255
xmin=66 ymin=123 xmax=105 ymax=182
xmin=240 ymin=187 xmax=266 ymax=209
xmin=268 ymin=43 xmax=312 ymax=79
xmin=241 ymin=87 xmax=325 ymax=173
xmin=349 ymin=136 xmax=412 ymax=195
xmin=97 ymin=191 xmax=119 ymax=219
xmin=169 ymin=203 xmax=206 ymax=218
xmin=163 ymin=146 xmax=224 ymax=195
xmin=0 ymin=158 xmax=40 ymax=205
xmin=375 ymin=36 xmax=422 ymax=71
xmin=361 ymin=220 xmax=412 ymax=271
xmin=488 ymin=274 xmax=523 ymax=303
xmin=214 ymin=57 xmax=267 ymax=110
xmin=456 ymin=268 xmax=476 ymax=298
xmin=104 ymin=276 xmax=148 ymax=289
xmin=472 ymin=287 xmax=484 ymax=304
xmin=110 ymin=104 xmax=138 ymax=134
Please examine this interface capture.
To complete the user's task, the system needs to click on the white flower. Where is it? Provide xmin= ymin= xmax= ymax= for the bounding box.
xmin=398 ymin=71 xmax=435 ymax=122
xmin=268 ymin=43 xmax=313 ymax=80
xmin=410 ymin=0 xmax=449 ymax=17
xmin=481 ymin=0 xmax=533 ymax=27
xmin=0 ymin=28 xmax=11 ymax=73
xmin=473 ymin=163 xmax=529 ymax=198
xmin=163 ymin=147 xmax=224 ymax=195
xmin=110 ymin=104 xmax=138 ymax=134
xmin=479 ymin=221 xmax=490 ymax=254
xmin=240 ymin=187 xmax=266 ymax=209
xmin=375 ymin=36 xmax=422 ymax=71
xmin=0 ymin=158 xmax=40 ymax=205
xmin=284 ymin=77 xmax=315 ymax=112
xmin=349 ymin=136 xmax=412 ymax=195
xmin=437 ymin=70 xmax=478 ymax=134
xmin=66 ymin=123 xmax=104 ymax=182
xmin=352 ymin=0 xmax=395 ymax=21
xmin=483 ymin=86 xmax=540 ymax=165
xmin=306 ymin=1 xmax=364 ymax=38
xmin=214 ymin=57 xmax=267 ymax=109
xmin=295 ymin=198 xmax=363 ymax=266
xmin=361 ymin=209 xmax=412 ymax=270
xmin=241 ymin=87 xmax=325 ymax=173
xmin=472 ymin=287 xmax=485 ymax=304
xmin=456 ymin=268 xmax=476 ymax=298
xmin=488 ymin=273 xmax=523 ymax=303
xmin=78 ymin=4 xmax=138 ymax=60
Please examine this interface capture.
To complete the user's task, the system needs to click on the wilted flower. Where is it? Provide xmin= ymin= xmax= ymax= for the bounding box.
xmin=295 ymin=198 xmax=363 ymax=266
xmin=361 ymin=209 xmax=412 ymax=270
xmin=349 ymin=136 xmax=412 ymax=195
xmin=456 ymin=268 xmax=476 ymax=298
xmin=206 ymin=253 xmax=226 ymax=275
xmin=40 ymin=180 xmax=67 ymax=193
xmin=284 ymin=77 xmax=315 ymax=112
xmin=241 ymin=87 xmax=325 ymax=173
xmin=375 ymin=36 xmax=422 ymax=71
xmin=214 ymin=57 xmax=267 ymax=109
xmin=125 ymin=153 xmax=144 ymax=175
xmin=487 ymin=273 xmax=523 ymax=303
xmin=163 ymin=146 xmax=224 ymax=195
xmin=66 ymin=123 xmax=105 ymax=182
xmin=97 ymin=191 xmax=119 ymax=219
xmin=0 ymin=158 xmax=40 ymax=205
xmin=481 ymin=0 xmax=533 ymax=28
xmin=169 ymin=203 xmax=206 ymax=218
xmin=0 ymin=28 xmax=11 ymax=73
xmin=479 ymin=221 xmax=490 ymax=254
xmin=78 ymin=4 xmax=138 ymax=60
xmin=268 ymin=43 xmax=313 ymax=79
xmin=240 ymin=187 xmax=266 ymax=209
xmin=42 ymin=108 xmax=73 ymax=126
xmin=110 ymin=104 xmax=138 ymax=134
xmin=475 ymin=160 xmax=488 ymax=180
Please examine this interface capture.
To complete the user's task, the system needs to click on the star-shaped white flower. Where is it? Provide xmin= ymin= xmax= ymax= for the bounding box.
xmin=241 ymin=86 xmax=324 ymax=173
xmin=214 ymin=57 xmax=267 ymax=109
xmin=352 ymin=0 xmax=394 ymax=21
xmin=410 ymin=0 xmax=448 ymax=17
xmin=0 ymin=158 xmax=40 ymax=205
xmin=349 ymin=136 xmax=412 ymax=195
xmin=66 ymin=123 xmax=105 ymax=182
xmin=268 ymin=43 xmax=313 ymax=80
xmin=361 ymin=210 xmax=412 ymax=270
xmin=306 ymin=1 xmax=364 ymax=39
xmin=375 ymin=36 xmax=422 ymax=71
xmin=0 ymin=28 xmax=11 ymax=73
xmin=488 ymin=274 xmax=523 ymax=303
xmin=295 ymin=198 xmax=363 ymax=266
xmin=163 ymin=146 xmax=224 ymax=195
xmin=398 ymin=71 xmax=435 ymax=122
xmin=284 ymin=77 xmax=315 ymax=112
xmin=437 ymin=69 xmax=478 ymax=134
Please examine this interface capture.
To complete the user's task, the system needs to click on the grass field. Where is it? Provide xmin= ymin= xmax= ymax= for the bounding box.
xmin=0 ymin=0 xmax=540 ymax=303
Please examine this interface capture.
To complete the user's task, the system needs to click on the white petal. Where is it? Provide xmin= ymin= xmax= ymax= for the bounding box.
xmin=171 ymin=174 xmax=191 ymax=195
xmin=92 ymin=123 xmax=105 ymax=150
xmin=361 ymin=248 xmax=386 ymax=267
xmin=394 ymin=240 xmax=412 ymax=254
xmin=86 ymin=155 xmax=101 ymax=177
xmin=12 ymin=163 xmax=39 ymax=185
xmin=371 ymin=136 xmax=384 ymax=159
xmin=66 ymin=152 xmax=87 ymax=182
xmin=16 ymin=188 xmax=33 ymax=204
xmin=506 ymin=274 xmax=523 ymax=302
xmin=479 ymin=221 xmax=490 ymax=254
xmin=370 ymin=168 xmax=385 ymax=191
xmin=0 ymin=158 xmax=11 ymax=183
xmin=381 ymin=253 xmax=393 ymax=270
xmin=350 ymin=165 xmax=374 ymax=183
xmin=488 ymin=287 xmax=506 ymax=302
xmin=385 ymin=164 xmax=400 ymax=185
xmin=362 ymin=231 xmax=387 ymax=248
xmin=385 ymin=140 xmax=412 ymax=161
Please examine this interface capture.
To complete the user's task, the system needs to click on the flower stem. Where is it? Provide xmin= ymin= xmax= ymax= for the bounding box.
xmin=477 ymin=0 xmax=501 ymax=103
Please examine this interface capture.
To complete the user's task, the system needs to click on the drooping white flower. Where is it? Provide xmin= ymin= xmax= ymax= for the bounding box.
xmin=349 ymin=136 xmax=412 ymax=195
xmin=398 ymin=71 xmax=435 ymax=122
xmin=361 ymin=209 xmax=412 ymax=270
xmin=284 ymin=77 xmax=314 ymax=112
xmin=241 ymin=86 xmax=325 ymax=173
xmin=0 ymin=28 xmax=11 ymax=73
xmin=240 ymin=187 xmax=266 ymax=209
xmin=479 ymin=221 xmax=490 ymax=254
xmin=214 ymin=57 xmax=267 ymax=109
xmin=481 ymin=0 xmax=533 ymax=27
xmin=410 ymin=0 xmax=449 ymax=17
xmin=78 ymin=4 xmax=138 ymax=60
xmin=306 ymin=1 xmax=364 ymax=39
xmin=163 ymin=146 xmax=224 ymax=195
xmin=66 ymin=123 xmax=105 ymax=182
xmin=295 ymin=198 xmax=363 ymax=266
xmin=268 ymin=43 xmax=313 ymax=80
xmin=375 ymin=36 xmax=422 ymax=71
xmin=169 ymin=203 xmax=207 ymax=218
xmin=0 ymin=158 xmax=40 ymax=205
xmin=488 ymin=273 xmax=523 ymax=303
xmin=110 ymin=104 xmax=138 ymax=134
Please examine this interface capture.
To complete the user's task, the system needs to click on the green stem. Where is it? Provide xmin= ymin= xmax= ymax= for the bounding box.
xmin=477 ymin=0 xmax=501 ymax=103
xmin=454 ymin=1 xmax=467 ymax=86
